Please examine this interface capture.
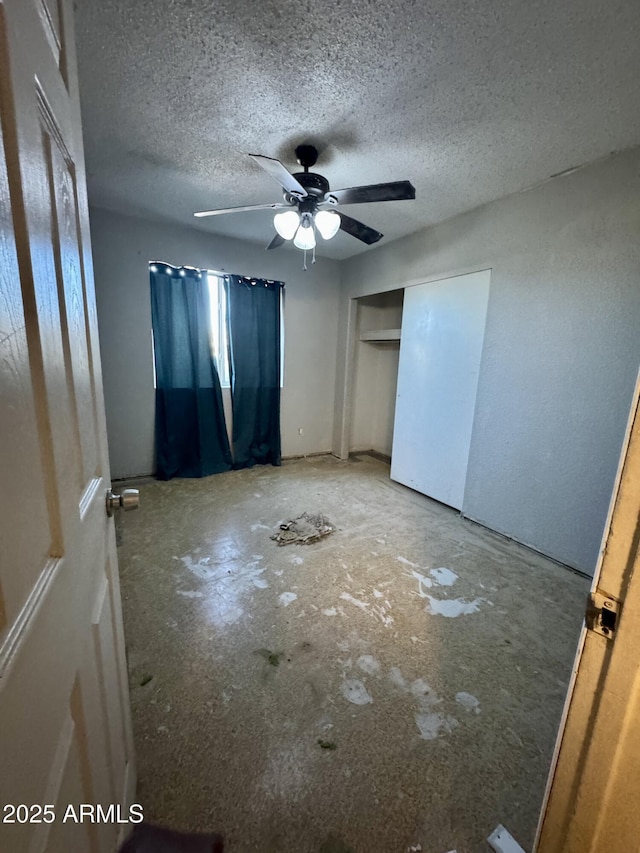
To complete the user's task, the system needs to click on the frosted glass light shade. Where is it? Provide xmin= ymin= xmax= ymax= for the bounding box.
xmin=293 ymin=221 xmax=316 ymax=250
xmin=314 ymin=209 xmax=340 ymax=240
xmin=273 ymin=209 xmax=300 ymax=240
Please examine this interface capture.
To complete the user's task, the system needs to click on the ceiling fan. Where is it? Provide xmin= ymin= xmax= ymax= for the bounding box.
xmin=194 ymin=144 xmax=416 ymax=254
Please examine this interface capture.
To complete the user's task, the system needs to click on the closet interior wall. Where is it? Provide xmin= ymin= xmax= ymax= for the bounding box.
xmin=350 ymin=289 xmax=404 ymax=458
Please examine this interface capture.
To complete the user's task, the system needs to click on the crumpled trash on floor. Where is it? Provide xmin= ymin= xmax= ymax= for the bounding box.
xmin=270 ymin=512 xmax=335 ymax=545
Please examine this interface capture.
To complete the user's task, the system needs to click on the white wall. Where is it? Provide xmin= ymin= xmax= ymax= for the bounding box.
xmin=90 ymin=207 xmax=342 ymax=479
xmin=335 ymin=147 xmax=640 ymax=574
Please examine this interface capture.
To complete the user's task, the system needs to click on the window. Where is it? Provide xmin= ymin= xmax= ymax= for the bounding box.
xmin=206 ymin=272 xmax=230 ymax=387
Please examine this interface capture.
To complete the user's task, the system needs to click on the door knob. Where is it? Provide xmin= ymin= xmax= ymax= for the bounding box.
xmin=106 ymin=487 xmax=140 ymax=517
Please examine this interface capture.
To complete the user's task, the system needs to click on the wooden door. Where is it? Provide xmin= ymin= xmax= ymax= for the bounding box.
xmin=0 ymin=0 xmax=135 ymax=851
xmin=535 ymin=369 xmax=640 ymax=852
xmin=391 ymin=270 xmax=490 ymax=509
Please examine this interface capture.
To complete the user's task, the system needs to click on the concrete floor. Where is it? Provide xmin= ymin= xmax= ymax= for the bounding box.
xmin=116 ymin=454 xmax=588 ymax=853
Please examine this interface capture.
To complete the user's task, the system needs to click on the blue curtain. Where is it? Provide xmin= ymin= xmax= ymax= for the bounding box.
xmin=150 ymin=264 xmax=232 ymax=479
xmin=224 ymin=275 xmax=283 ymax=469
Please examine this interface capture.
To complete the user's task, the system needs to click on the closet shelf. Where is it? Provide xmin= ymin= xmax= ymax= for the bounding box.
xmin=359 ymin=328 xmax=401 ymax=342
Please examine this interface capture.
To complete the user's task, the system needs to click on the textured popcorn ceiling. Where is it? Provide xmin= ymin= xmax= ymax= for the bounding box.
xmin=74 ymin=0 xmax=640 ymax=259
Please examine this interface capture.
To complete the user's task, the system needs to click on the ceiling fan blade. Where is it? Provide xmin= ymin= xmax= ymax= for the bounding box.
xmin=249 ymin=154 xmax=308 ymax=198
xmin=194 ymin=202 xmax=290 ymax=218
xmin=325 ymin=180 xmax=415 ymax=206
xmin=266 ymin=233 xmax=286 ymax=250
xmin=338 ymin=212 xmax=383 ymax=245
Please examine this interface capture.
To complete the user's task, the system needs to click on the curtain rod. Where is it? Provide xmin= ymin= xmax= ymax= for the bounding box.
xmin=208 ymin=268 xmax=282 ymax=285
xmin=150 ymin=260 xmax=219 ymax=274
xmin=149 ymin=261 xmax=283 ymax=286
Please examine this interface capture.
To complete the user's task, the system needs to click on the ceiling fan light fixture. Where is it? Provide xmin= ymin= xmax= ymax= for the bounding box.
xmin=293 ymin=216 xmax=316 ymax=250
xmin=314 ymin=209 xmax=340 ymax=240
xmin=273 ymin=209 xmax=300 ymax=240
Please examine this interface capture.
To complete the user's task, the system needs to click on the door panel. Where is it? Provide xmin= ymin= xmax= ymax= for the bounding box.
xmin=391 ymin=270 xmax=490 ymax=509
xmin=0 ymin=102 xmax=54 ymax=627
xmin=36 ymin=0 xmax=67 ymax=82
xmin=0 ymin=0 xmax=135 ymax=850
xmin=41 ymin=86 xmax=88 ymax=493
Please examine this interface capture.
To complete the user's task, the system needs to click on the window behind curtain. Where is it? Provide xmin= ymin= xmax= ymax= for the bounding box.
xmin=206 ymin=272 xmax=230 ymax=387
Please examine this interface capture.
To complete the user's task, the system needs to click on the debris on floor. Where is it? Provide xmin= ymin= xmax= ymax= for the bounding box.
xmin=271 ymin=512 xmax=335 ymax=545
xmin=254 ymin=648 xmax=284 ymax=667
xmin=487 ymin=824 xmax=527 ymax=853
xmin=317 ymin=738 xmax=337 ymax=750
xmin=139 ymin=674 xmax=153 ymax=686
xmin=407 ymin=846 xmax=455 ymax=853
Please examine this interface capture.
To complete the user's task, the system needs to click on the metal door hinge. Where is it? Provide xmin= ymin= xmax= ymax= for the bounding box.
xmin=585 ymin=590 xmax=620 ymax=640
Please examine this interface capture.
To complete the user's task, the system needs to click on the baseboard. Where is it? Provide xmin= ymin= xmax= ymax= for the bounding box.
xmin=461 ymin=511 xmax=592 ymax=580
xmin=281 ymin=451 xmax=333 ymax=461
xmin=112 ymin=473 xmax=155 ymax=485
xmin=349 ymin=449 xmax=392 ymax=464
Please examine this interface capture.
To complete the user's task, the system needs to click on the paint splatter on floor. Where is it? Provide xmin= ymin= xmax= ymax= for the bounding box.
xmin=415 ymin=711 xmax=458 ymax=740
xmin=372 ymin=603 xmax=394 ymax=628
xmin=425 ymin=596 xmax=485 ymax=617
xmin=389 ymin=666 xmax=407 ymax=690
xmin=340 ymin=592 xmax=369 ymax=611
xmin=356 ymin=655 xmax=380 ymax=675
xmin=179 ymin=554 xmax=215 ymax=580
xmin=430 ymin=567 xmax=459 ymax=586
xmin=456 ymin=691 xmax=481 ymax=714
xmin=388 ymin=666 xmax=462 ymax=741
xmin=410 ymin=678 xmax=439 ymax=706
xmin=279 ymin=592 xmax=298 ymax=607
xmin=340 ymin=678 xmax=373 ymax=705
xmin=408 ymin=569 xmax=433 ymax=596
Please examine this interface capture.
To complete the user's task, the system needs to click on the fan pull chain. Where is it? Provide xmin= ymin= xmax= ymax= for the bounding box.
xmin=312 ymin=246 xmax=316 ymax=265
xmin=302 ymin=249 xmax=307 ymax=271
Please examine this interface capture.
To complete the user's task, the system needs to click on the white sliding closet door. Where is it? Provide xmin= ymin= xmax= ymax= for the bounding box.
xmin=391 ymin=270 xmax=490 ymax=509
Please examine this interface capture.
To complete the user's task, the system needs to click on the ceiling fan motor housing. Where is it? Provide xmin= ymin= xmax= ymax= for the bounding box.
xmin=285 ymin=171 xmax=330 ymax=209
